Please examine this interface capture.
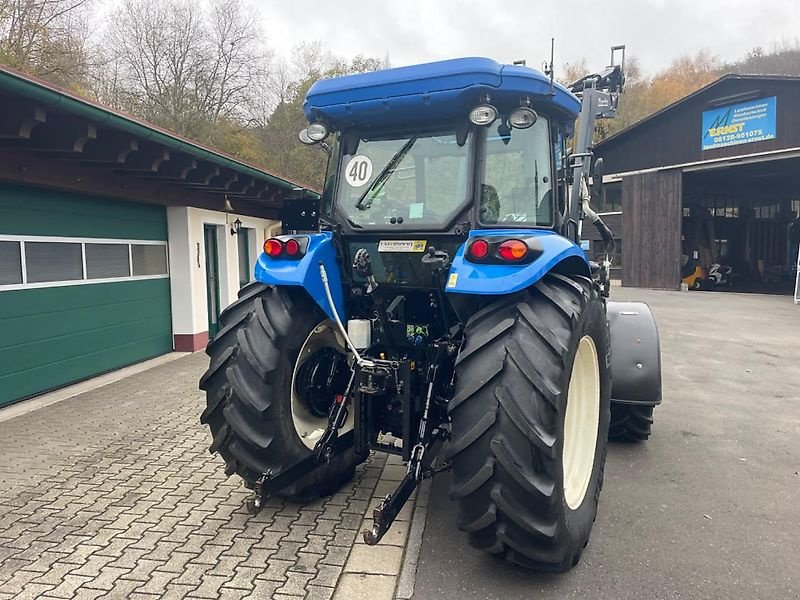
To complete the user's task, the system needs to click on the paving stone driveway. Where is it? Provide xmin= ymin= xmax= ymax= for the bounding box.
xmin=0 ymin=353 xmax=390 ymax=600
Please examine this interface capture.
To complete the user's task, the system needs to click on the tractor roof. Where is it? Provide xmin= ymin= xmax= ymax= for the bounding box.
xmin=304 ymin=57 xmax=581 ymax=131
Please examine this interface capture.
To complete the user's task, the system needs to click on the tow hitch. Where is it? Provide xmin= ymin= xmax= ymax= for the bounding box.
xmin=363 ymin=365 xmax=451 ymax=544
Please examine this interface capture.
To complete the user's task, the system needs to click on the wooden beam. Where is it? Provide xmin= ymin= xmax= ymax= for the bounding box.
xmin=258 ymin=184 xmax=284 ymax=204
xmin=223 ymin=179 xmax=269 ymax=197
xmin=182 ymin=164 xmax=220 ymax=186
xmin=0 ymin=101 xmax=46 ymax=140
xmin=183 ymin=176 xmax=241 ymax=193
xmin=114 ymin=145 xmax=170 ymax=173
xmin=197 ymin=170 xmax=239 ymax=191
xmin=244 ymin=179 xmax=269 ymax=196
xmin=227 ymin=174 xmax=252 ymax=194
xmin=27 ymin=115 xmax=96 ymax=152
xmin=75 ymin=131 xmax=139 ymax=164
xmin=204 ymin=190 xmax=282 ymax=210
xmin=151 ymin=154 xmax=198 ymax=180
xmin=684 ymin=177 xmax=800 ymax=198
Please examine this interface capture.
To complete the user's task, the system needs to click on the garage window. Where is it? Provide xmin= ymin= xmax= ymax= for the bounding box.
xmin=0 ymin=241 xmax=23 ymax=285
xmin=0 ymin=236 xmax=168 ymax=289
xmin=26 ymin=242 xmax=83 ymax=283
xmin=132 ymin=244 xmax=168 ymax=276
xmin=86 ymin=243 xmax=131 ymax=279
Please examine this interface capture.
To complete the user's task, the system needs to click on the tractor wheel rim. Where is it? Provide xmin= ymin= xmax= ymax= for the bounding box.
xmin=290 ymin=320 xmax=352 ymax=450
xmin=562 ymin=335 xmax=601 ymax=510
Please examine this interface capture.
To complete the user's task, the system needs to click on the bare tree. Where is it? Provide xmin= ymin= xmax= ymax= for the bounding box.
xmin=0 ymin=0 xmax=93 ymax=86
xmin=728 ymin=39 xmax=800 ymax=76
xmin=102 ymin=0 xmax=270 ymax=138
xmin=104 ymin=0 xmax=205 ymax=134
xmin=256 ymin=45 xmax=386 ymax=185
xmin=199 ymin=0 xmax=270 ymax=122
xmin=245 ymin=57 xmax=290 ymax=129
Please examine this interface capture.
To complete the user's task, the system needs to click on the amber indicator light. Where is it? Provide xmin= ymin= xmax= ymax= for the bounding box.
xmin=498 ymin=239 xmax=528 ymax=261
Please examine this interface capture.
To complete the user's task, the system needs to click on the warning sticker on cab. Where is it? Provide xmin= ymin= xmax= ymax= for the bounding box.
xmin=447 ymin=273 xmax=458 ymax=288
xmin=378 ymin=240 xmax=427 ymax=253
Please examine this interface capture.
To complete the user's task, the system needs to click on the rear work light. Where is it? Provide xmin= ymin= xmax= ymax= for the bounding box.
xmin=498 ymin=239 xmax=528 ymax=261
xmin=469 ymin=104 xmax=498 ymax=126
xmin=264 ymin=238 xmax=283 ymax=257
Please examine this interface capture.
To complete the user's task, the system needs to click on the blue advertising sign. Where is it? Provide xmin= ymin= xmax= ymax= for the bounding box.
xmin=701 ymin=96 xmax=777 ymax=151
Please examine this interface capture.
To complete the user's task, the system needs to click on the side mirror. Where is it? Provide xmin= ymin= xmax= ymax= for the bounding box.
xmin=299 ymin=129 xmax=332 ymax=157
xmin=592 ymin=157 xmax=605 ymax=195
xmin=298 ymin=129 xmax=315 ymax=145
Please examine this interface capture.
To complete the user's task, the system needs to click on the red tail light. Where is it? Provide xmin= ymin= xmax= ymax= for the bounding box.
xmin=468 ymin=239 xmax=489 ymax=259
xmin=498 ymin=239 xmax=528 ymax=261
xmin=264 ymin=238 xmax=283 ymax=257
xmin=285 ymin=238 xmax=301 ymax=257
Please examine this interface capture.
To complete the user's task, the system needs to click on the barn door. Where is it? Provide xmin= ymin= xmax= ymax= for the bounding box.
xmin=622 ymin=169 xmax=682 ymax=289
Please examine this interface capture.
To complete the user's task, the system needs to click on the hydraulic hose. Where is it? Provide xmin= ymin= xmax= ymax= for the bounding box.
xmin=580 ymin=179 xmax=616 ymax=254
xmin=318 ymin=262 xmax=374 ymax=368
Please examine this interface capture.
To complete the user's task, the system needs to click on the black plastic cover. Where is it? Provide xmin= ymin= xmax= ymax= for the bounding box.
xmin=607 ymin=301 xmax=662 ymax=406
xmin=281 ymin=192 xmax=320 ymax=232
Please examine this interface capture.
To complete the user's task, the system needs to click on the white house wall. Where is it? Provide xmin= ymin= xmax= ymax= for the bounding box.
xmin=167 ymin=206 xmax=278 ymax=351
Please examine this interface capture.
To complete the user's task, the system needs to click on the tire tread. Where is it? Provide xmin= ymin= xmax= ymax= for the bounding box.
xmin=448 ymin=274 xmax=611 ymax=571
xmin=199 ymin=284 xmax=356 ymax=497
xmin=609 ymin=403 xmax=654 ymax=442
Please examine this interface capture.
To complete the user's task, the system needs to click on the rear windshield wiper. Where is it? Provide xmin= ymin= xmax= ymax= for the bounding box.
xmin=355 ymin=136 xmax=418 ymax=211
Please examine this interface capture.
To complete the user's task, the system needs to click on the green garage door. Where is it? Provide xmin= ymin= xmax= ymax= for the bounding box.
xmin=0 ymin=184 xmax=173 ymax=406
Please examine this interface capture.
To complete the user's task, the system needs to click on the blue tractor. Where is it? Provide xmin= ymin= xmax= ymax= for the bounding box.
xmin=200 ymin=47 xmax=661 ymax=571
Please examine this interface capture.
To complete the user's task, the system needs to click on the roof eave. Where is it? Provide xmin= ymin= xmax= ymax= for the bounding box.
xmin=0 ymin=65 xmax=309 ymax=192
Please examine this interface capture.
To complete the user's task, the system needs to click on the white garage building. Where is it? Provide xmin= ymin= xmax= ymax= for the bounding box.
xmin=0 ymin=65 xmax=308 ymax=406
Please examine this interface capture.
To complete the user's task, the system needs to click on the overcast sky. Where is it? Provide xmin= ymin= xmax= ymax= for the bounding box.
xmin=256 ymin=0 xmax=800 ymax=75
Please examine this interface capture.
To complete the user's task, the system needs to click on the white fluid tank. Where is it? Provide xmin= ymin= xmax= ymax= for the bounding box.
xmin=347 ymin=319 xmax=371 ymax=350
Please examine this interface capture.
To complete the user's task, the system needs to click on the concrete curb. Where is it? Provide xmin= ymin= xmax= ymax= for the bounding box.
xmin=330 ymin=455 xmax=427 ymax=600
xmin=395 ymin=478 xmax=431 ymax=599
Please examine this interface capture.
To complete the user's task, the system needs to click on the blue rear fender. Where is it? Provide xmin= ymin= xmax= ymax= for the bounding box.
xmin=445 ymin=229 xmax=589 ymax=295
xmin=254 ymin=232 xmax=345 ymax=321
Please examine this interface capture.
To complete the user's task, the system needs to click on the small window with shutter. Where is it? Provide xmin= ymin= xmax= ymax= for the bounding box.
xmin=131 ymin=244 xmax=168 ymax=276
xmin=25 ymin=242 xmax=83 ymax=283
xmin=0 ymin=241 xmax=23 ymax=285
xmin=85 ymin=243 xmax=131 ymax=279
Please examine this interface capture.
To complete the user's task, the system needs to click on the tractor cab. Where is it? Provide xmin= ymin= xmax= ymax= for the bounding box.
xmin=288 ymin=58 xmax=592 ymax=306
xmin=301 ymin=58 xmax=580 ymax=238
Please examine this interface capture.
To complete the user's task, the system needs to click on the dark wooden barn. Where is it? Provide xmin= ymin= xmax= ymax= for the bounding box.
xmin=587 ymin=75 xmax=800 ymax=292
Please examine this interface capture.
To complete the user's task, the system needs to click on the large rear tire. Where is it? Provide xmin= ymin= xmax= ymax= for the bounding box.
xmin=609 ymin=403 xmax=654 ymax=442
xmin=199 ymin=283 xmax=357 ymax=500
xmin=448 ymin=274 xmax=611 ymax=571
